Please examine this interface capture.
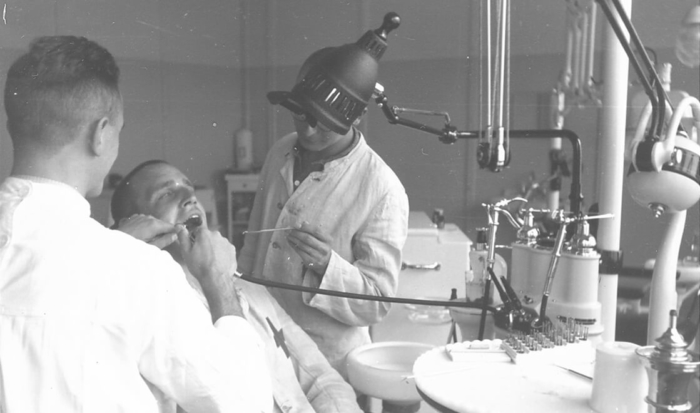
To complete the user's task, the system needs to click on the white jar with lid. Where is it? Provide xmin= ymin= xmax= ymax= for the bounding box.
xmin=235 ymin=128 xmax=253 ymax=171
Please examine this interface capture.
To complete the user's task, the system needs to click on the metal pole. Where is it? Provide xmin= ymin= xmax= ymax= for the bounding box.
xmin=596 ymin=0 xmax=631 ymax=342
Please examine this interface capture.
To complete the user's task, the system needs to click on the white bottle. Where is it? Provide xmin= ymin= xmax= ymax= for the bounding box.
xmin=235 ymin=128 xmax=253 ymax=171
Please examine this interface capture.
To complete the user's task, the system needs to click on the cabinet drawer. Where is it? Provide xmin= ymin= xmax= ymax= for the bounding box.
xmin=226 ymin=174 xmax=259 ymax=192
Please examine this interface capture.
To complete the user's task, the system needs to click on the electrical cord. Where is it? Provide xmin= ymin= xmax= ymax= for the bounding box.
xmin=236 ymin=271 xmax=500 ymax=313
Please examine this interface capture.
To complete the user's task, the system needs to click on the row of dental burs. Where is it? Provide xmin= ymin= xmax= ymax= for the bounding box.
xmin=502 ymin=317 xmax=590 ymax=359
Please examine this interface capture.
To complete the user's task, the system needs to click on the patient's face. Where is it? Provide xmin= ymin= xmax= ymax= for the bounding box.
xmin=129 ymin=163 xmax=206 ymax=228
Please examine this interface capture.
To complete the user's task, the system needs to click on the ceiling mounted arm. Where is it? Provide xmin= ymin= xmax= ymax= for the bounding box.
xmin=594 ymin=0 xmax=669 ymax=138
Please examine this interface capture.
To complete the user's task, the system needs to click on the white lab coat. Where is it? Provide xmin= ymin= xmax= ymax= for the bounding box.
xmin=0 ymin=177 xmax=272 ymax=413
xmin=239 ymin=131 xmax=409 ymax=378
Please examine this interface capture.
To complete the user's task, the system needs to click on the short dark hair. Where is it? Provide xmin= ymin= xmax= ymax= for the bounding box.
xmin=4 ymin=36 xmax=121 ymax=147
xmin=110 ymin=160 xmax=169 ymax=227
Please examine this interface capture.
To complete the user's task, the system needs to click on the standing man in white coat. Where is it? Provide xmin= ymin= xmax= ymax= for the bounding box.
xmin=0 ymin=35 xmax=272 ymax=413
xmin=239 ymin=29 xmax=409 ymax=379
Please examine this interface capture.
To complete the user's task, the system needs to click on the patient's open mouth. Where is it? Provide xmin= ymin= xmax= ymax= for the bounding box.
xmin=183 ymin=214 xmax=203 ymax=232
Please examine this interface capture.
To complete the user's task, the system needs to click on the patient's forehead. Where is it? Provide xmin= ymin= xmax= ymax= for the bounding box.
xmin=131 ymin=163 xmax=187 ymax=200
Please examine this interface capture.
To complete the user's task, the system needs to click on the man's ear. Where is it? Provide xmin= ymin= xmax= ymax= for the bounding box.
xmin=88 ymin=116 xmax=111 ymax=157
xmin=352 ymin=107 xmax=368 ymax=126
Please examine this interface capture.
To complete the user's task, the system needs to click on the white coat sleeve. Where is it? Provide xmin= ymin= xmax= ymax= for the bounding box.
xmin=137 ymin=258 xmax=273 ymax=413
xmin=303 ymin=190 xmax=409 ymax=326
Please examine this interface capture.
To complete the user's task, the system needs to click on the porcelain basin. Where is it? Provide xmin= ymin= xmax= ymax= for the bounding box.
xmin=346 ymin=341 xmax=434 ymax=404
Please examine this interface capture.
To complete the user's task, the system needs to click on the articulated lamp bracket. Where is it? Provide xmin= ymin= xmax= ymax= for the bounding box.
xmin=372 ymin=84 xmax=586 ymax=215
xmin=595 ymin=0 xmax=692 ymax=176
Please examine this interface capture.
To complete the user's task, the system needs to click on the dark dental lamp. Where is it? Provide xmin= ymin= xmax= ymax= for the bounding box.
xmin=267 ymin=12 xmax=401 ymax=135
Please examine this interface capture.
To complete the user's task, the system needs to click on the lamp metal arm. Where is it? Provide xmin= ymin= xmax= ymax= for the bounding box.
xmin=595 ymin=0 xmax=690 ymax=138
xmin=373 ymin=90 xmax=584 ymax=214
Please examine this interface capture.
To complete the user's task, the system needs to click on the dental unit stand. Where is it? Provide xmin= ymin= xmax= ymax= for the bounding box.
xmin=476 ymin=198 xmax=529 ymax=339
xmin=647 ymin=212 xmax=687 ymax=343
xmin=638 ymin=96 xmax=700 ymax=345
xmin=529 ymin=211 xmax=613 ymax=338
xmin=596 ymin=0 xmax=700 ymax=349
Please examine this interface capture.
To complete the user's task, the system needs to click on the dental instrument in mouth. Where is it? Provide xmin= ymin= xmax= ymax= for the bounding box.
xmin=242 ymin=227 xmax=294 ymax=235
xmin=183 ymin=215 xmax=203 ymax=232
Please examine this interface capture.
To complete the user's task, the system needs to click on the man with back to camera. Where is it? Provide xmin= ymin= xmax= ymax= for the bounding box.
xmin=237 ymin=27 xmax=409 ymax=380
xmin=0 ymin=35 xmax=272 ymax=412
xmin=110 ymin=159 xmax=364 ymax=413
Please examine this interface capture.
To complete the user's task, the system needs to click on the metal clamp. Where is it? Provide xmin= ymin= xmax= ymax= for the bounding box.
xmin=598 ymin=249 xmax=624 ymax=274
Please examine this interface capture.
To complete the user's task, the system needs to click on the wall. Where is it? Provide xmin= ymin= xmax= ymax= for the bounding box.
xmin=266 ymin=47 xmax=700 ymax=267
xmin=225 ymin=0 xmax=692 ymax=270
xmin=0 ymin=0 xmax=698 ymax=267
xmin=0 ymin=50 xmax=247 ymax=217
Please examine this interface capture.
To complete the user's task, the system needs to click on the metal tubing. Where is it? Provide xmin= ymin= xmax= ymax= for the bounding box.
xmin=486 ymin=0 xmax=492 ymax=131
xmin=586 ymin=2 xmax=597 ymax=90
xmin=238 ymin=272 xmax=499 ymax=312
xmin=506 ymin=129 xmax=583 ymax=214
xmin=374 ymin=99 xmax=585 ymax=213
xmin=646 ymin=212 xmax=686 ymax=344
xmin=595 ymin=0 xmax=654 ymax=106
xmin=606 ymin=0 xmax=669 ymax=136
xmin=497 ymin=0 xmax=508 ymax=127
xmin=541 ymin=220 xmax=569 ymax=307
xmin=572 ymin=11 xmax=582 ymax=91
xmin=452 ymin=128 xmax=584 ymax=213
xmin=578 ymin=11 xmax=588 ymax=91
xmin=564 ymin=13 xmax=574 ymax=91
xmin=596 ymin=0 xmax=630 ymax=342
xmin=478 ymin=207 xmax=502 ymax=339
xmin=596 ymin=0 xmax=668 ymax=137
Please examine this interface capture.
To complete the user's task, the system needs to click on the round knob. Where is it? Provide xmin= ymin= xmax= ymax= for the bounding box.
xmin=375 ymin=12 xmax=401 ymax=40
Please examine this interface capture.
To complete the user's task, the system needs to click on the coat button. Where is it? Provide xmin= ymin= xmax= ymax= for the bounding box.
xmin=0 ymin=234 xmax=9 ymax=248
xmin=271 ymin=242 xmax=280 ymax=249
xmin=276 ymin=202 xmax=284 ymax=210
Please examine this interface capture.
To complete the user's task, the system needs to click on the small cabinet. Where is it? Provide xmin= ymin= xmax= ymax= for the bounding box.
xmin=225 ymin=173 xmax=259 ymax=250
xmin=370 ymin=211 xmax=472 ymax=346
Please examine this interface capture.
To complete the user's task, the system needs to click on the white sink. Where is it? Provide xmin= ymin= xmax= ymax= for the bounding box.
xmin=346 ymin=341 xmax=434 ymax=404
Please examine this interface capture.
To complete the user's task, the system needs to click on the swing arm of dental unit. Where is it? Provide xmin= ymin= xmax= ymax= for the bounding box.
xmin=373 ymin=89 xmax=585 ymax=215
xmin=595 ymin=0 xmax=700 ymax=347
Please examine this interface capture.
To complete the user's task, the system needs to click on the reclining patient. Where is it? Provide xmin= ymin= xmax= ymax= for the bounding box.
xmin=110 ymin=159 xmax=362 ymax=413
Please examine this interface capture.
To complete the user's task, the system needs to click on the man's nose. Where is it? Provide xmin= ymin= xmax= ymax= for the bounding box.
xmin=181 ymin=189 xmax=198 ymax=207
